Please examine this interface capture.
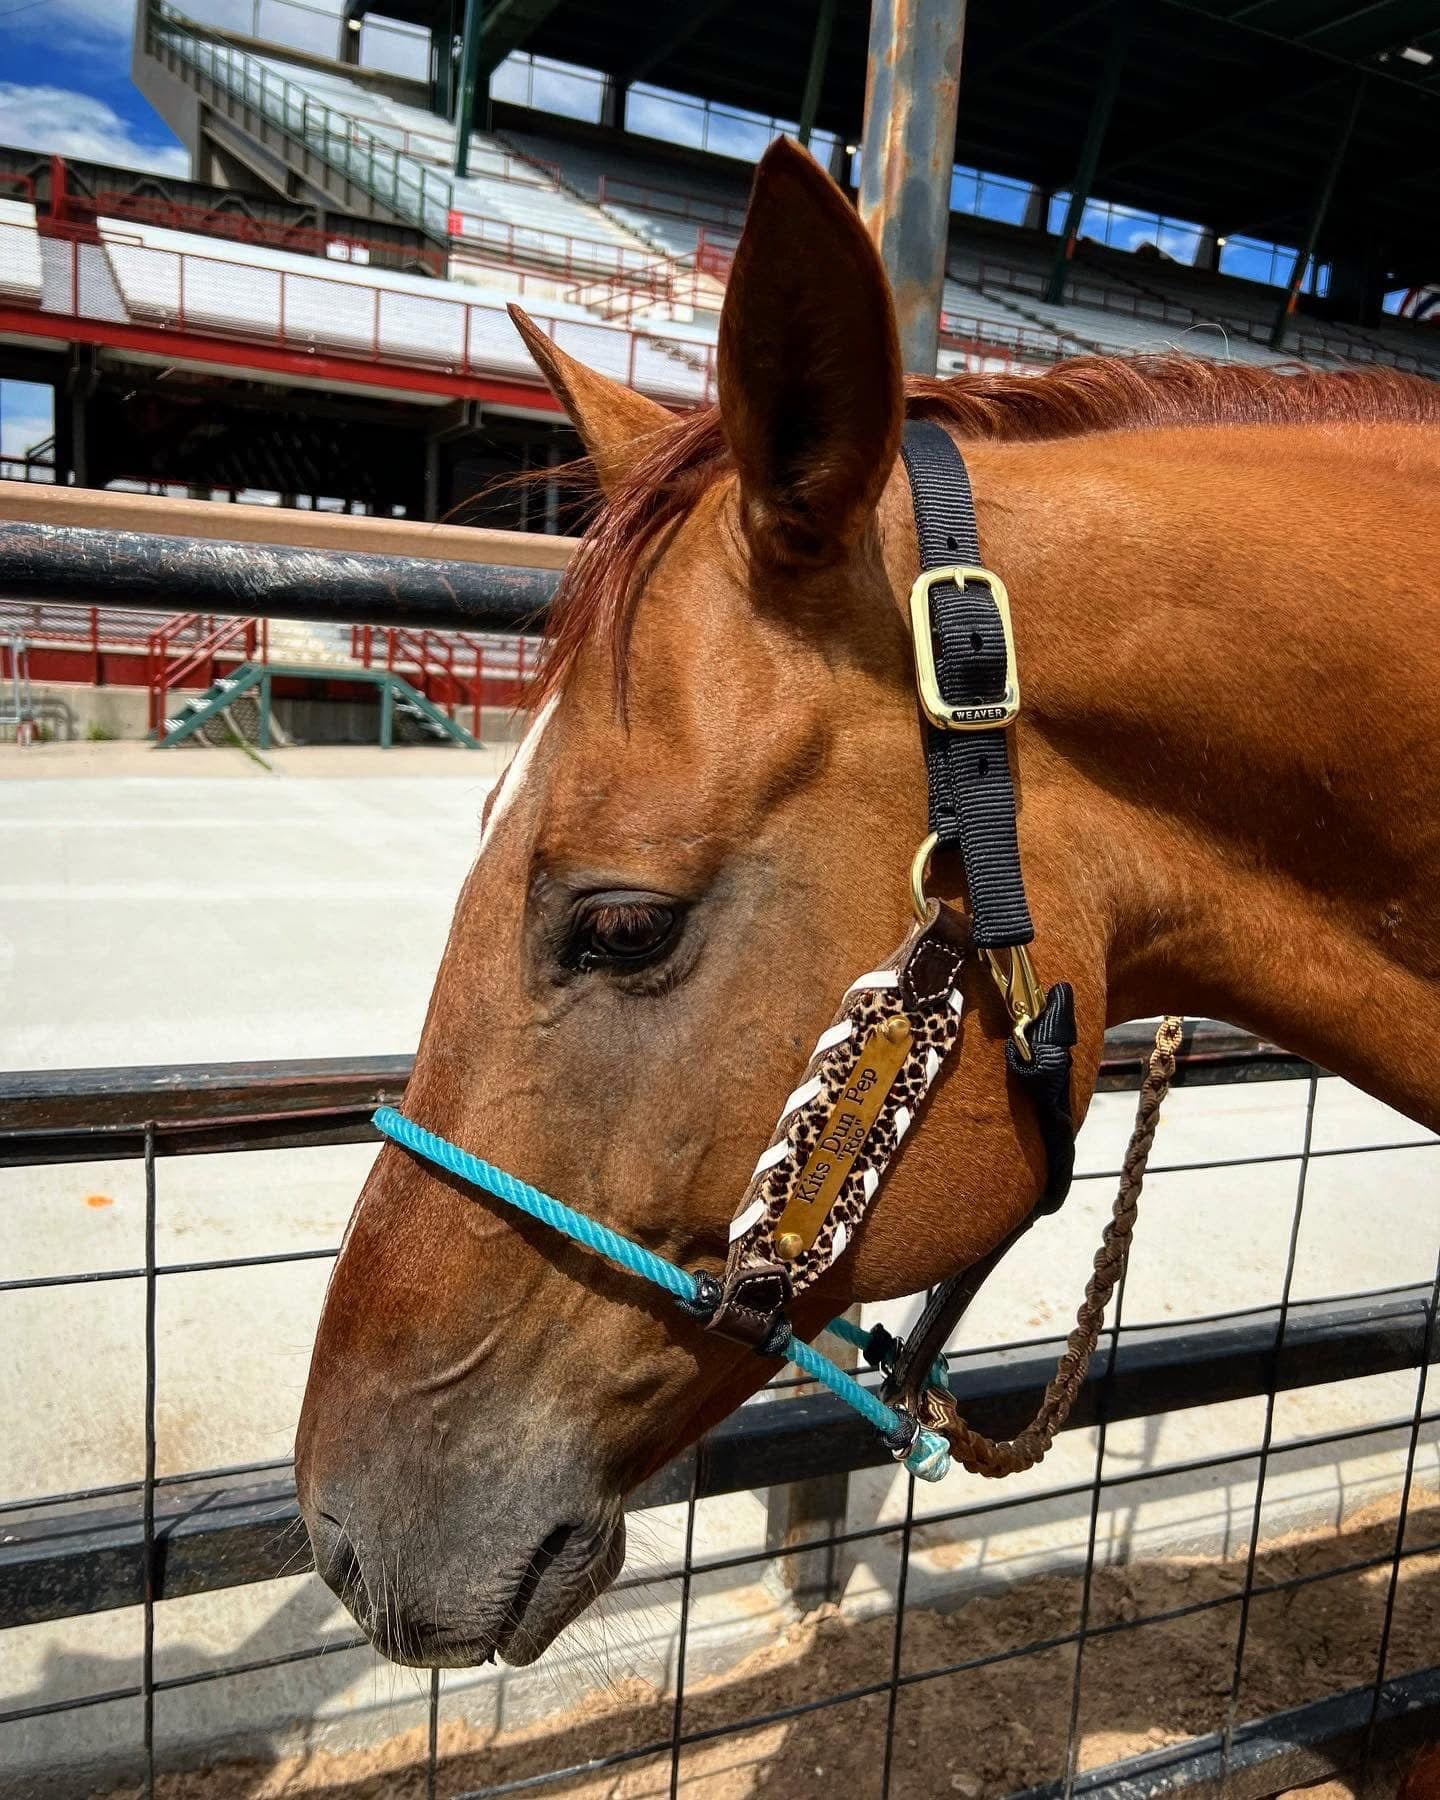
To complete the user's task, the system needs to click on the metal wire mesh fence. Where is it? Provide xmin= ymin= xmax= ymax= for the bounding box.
xmin=1 ymin=1026 xmax=1437 ymax=1799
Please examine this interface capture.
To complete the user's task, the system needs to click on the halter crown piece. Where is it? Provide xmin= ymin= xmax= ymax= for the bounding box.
xmin=373 ymin=423 xmax=1157 ymax=1485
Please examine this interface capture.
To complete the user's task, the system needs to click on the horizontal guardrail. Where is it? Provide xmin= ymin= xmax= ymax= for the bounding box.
xmin=0 ymin=522 xmax=560 ymax=634
xmin=0 ymin=1024 xmax=1310 ymax=1166
xmin=4 ymin=1281 xmax=1435 ymax=1630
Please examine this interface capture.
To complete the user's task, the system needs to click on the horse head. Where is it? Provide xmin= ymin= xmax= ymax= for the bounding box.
xmin=293 ymin=139 xmax=1113 ymax=1666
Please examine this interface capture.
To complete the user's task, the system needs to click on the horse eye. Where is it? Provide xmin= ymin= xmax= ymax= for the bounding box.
xmin=571 ymin=895 xmax=679 ymax=970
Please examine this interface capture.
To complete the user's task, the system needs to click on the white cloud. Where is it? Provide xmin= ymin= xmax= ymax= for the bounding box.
xmin=1 ymin=0 xmax=134 ymax=51
xmin=0 ymin=84 xmax=189 ymax=175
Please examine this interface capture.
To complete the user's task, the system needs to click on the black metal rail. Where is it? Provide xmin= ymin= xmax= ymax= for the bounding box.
xmin=2 ymin=1281 xmax=1434 ymax=1632
xmin=0 ymin=521 xmax=559 ymax=632
xmin=0 ymin=1022 xmax=1311 ymax=1167
xmin=4 ymin=1031 xmax=1437 ymax=1799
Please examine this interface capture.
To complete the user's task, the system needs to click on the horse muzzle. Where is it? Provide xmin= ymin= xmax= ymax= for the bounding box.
xmin=303 ymin=1478 xmax=626 ymax=1668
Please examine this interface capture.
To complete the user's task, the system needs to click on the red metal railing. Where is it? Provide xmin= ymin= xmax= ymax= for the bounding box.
xmin=692 ymin=227 xmax=737 ymax=284
xmin=0 ymin=171 xmax=37 ymax=202
xmin=67 ymin=191 xmax=445 ymax=275
xmin=146 ymin=613 xmax=263 ymax=733
xmin=352 ymin=624 xmax=544 ymax=727
xmin=562 ymin=255 xmax=677 ymax=322
xmin=973 ymin=258 xmax=1221 ymax=334
xmin=597 ymin=174 xmax=746 ymax=235
xmin=0 ymin=602 xmax=176 ymax=648
xmin=446 ymin=210 xmax=658 ymax=282
xmin=32 ymin=227 xmax=719 ymax=401
xmin=938 ymin=311 xmax=1066 ymax=370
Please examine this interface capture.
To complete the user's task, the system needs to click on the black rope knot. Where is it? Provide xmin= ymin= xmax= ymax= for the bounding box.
xmin=678 ymin=1271 xmax=723 ymax=1321
xmin=681 ymin=1273 xmax=792 ymax=1359
xmin=862 ymin=1323 xmax=904 ymax=1373
xmin=880 ymin=1410 xmax=920 ymax=1456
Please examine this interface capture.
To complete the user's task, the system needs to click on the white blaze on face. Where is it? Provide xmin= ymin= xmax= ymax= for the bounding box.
xmin=479 ymin=695 xmax=558 ymax=856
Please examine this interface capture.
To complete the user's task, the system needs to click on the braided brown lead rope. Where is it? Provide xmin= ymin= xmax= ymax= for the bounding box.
xmin=918 ymin=1016 xmax=1186 ymax=1478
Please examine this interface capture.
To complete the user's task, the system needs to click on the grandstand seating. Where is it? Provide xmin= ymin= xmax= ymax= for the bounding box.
xmin=504 ymin=128 xmax=748 ymax=264
xmin=19 ymin=8 xmax=1440 ymax=402
xmin=0 ymin=198 xmax=44 ymax=307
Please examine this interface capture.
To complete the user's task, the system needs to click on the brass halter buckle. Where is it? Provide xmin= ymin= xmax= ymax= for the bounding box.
xmin=910 ymin=832 xmax=1046 ymax=1063
xmin=908 ymin=564 xmax=1020 ymax=731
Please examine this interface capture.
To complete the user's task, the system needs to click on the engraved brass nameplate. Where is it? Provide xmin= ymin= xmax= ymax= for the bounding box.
xmin=774 ymin=1016 xmax=912 ymax=1257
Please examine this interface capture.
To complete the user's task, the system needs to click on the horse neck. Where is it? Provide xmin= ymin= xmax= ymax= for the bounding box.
xmin=958 ymin=419 xmax=1440 ymax=1132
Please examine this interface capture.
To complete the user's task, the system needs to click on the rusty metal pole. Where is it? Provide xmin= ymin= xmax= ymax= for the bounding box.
xmin=857 ymin=0 xmax=967 ymax=375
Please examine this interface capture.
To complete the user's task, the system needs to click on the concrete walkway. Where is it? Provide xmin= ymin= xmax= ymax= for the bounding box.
xmin=0 ymin=748 xmax=500 ymax=1070
xmin=0 ymin=740 xmax=515 ymax=781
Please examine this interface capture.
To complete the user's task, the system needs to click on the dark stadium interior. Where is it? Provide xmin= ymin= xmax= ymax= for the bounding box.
xmin=364 ymin=0 xmax=1440 ymax=286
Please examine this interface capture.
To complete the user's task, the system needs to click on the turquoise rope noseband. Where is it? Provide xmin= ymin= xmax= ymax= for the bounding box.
xmin=371 ymin=1106 xmax=952 ymax=1482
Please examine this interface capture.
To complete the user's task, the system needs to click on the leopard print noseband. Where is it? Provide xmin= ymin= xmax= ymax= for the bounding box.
xmin=704 ymin=903 xmax=968 ymax=1347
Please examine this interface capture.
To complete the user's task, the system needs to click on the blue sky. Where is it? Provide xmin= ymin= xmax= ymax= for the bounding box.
xmin=0 ymin=0 xmax=188 ymax=176
xmin=0 ymin=2 xmax=187 ymax=461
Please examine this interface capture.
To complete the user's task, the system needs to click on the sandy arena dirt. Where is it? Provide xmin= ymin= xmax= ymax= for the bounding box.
xmin=89 ymin=1491 xmax=1439 ymax=1800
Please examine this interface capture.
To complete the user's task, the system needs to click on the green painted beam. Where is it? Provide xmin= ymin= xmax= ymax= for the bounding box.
xmin=453 ymin=0 xmax=485 ymax=179
xmin=797 ymin=0 xmax=837 ymax=149
xmin=1269 ymin=73 xmax=1367 ymax=349
xmin=1044 ymin=0 xmax=1135 ymax=305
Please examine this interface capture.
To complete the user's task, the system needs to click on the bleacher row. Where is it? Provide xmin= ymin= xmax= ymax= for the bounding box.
xmin=5 ymin=35 xmax=1440 ymax=404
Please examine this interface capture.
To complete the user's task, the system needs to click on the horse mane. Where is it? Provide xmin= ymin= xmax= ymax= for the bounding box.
xmin=537 ymin=353 xmax=1440 ymax=707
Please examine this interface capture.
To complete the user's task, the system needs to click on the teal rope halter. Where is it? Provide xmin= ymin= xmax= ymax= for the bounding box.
xmin=371 ymin=1106 xmax=952 ymax=1482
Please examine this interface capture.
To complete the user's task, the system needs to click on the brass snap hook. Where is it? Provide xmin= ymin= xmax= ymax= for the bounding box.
xmin=980 ymin=944 xmax=1046 ymax=1063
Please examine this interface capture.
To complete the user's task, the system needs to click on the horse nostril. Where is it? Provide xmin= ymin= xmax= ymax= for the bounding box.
xmin=308 ymin=1509 xmax=360 ymax=1599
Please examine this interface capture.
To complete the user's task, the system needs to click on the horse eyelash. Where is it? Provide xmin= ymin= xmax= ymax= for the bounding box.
xmin=563 ymin=896 xmax=681 ymax=973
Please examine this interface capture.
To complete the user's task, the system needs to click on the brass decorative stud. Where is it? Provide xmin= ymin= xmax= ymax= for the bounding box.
xmin=776 ymin=1232 xmax=805 ymax=1262
xmin=881 ymin=1015 xmax=911 ymax=1046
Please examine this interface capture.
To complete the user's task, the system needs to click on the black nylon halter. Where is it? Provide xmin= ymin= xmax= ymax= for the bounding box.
xmin=884 ymin=421 xmax=1079 ymax=1406
xmin=901 ymin=419 xmax=1035 ymax=949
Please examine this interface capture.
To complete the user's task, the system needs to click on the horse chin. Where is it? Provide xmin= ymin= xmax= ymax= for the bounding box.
xmin=354 ymin=1513 xmax=629 ymax=1671
xmin=490 ymin=1514 xmax=628 ymax=1667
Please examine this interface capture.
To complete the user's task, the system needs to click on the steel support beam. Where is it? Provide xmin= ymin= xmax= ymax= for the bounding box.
xmin=453 ymin=0 xmax=485 ymax=178
xmin=857 ymin=0 xmax=967 ymax=376
xmin=797 ymin=0 xmax=838 ymax=149
xmin=1044 ymin=0 xmax=1135 ymax=304
xmin=1269 ymin=74 xmax=1366 ymax=350
xmin=600 ymin=73 xmax=628 ymax=130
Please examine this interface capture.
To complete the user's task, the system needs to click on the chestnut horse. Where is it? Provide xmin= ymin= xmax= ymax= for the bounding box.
xmin=297 ymin=139 xmax=1440 ymax=1669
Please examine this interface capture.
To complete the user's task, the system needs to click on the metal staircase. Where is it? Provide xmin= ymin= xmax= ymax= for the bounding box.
xmin=147 ymin=7 xmax=719 ymax=340
xmin=146 ymin=2 xmax=452 ymax=252
xmin=159 ymin=661 xmax=480 ymax=749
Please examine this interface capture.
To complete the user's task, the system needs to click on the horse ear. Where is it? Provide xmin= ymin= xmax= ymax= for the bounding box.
xmin=719 ymin=137 xmax=904 ymax=567
xmin=509 ymin=304 xmax=674 ymax=494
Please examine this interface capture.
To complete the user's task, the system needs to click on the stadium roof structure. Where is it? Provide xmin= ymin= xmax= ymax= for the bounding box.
xmin=361 ymin=0 xmax=1440 ymax=286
